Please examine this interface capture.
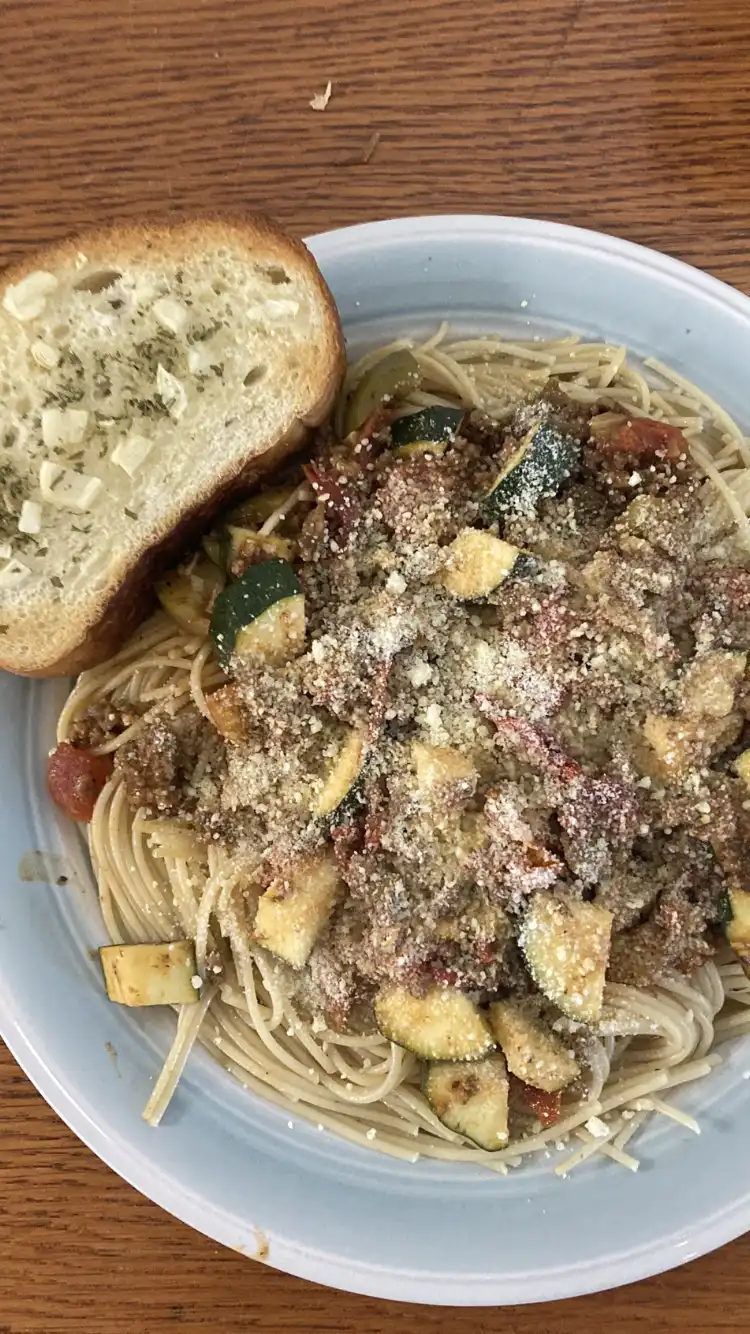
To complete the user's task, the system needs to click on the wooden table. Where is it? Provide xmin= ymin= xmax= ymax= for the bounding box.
xmin=2 ymin=0 xmax=750 ymax=1328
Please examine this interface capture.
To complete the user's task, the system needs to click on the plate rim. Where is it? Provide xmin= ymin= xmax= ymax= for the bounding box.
xmin=3 ymin=213 xmax=750 ymax=1305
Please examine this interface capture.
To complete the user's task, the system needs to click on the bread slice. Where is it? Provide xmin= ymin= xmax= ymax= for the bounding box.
xmin=0 ymin=217 xmax=344 ymax=676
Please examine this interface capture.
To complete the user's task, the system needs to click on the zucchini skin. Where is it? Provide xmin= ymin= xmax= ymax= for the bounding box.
xmin=209 ymin=558 xmax=302 ymax=668
xmin=391 ymin=406 xmax=465 ymax=455
xmin=483 ymin=421 xmax=582 ymax=520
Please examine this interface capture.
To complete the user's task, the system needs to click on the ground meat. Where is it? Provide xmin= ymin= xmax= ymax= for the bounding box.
xmin=116 ymin=706 xmax=225 ymax=820
xmin=428 ymin=924 xmax=530 ymax=998
xmin=116 ymin=717 xmax=181 ymax=815
xmin=609 ymin=486 xmax=712 ymax=564
xmin=593 ymin=856 xmax=661 ymax=932
xmin=707 ymin=779 xmax=750 ymax=896
xmin=580 ymin=546 xmax=682 ymax=609
xmin=607 ymin=888 xmax=715 ymax=986
xmin=69 ymin=702 xmax=137 ymax=750
xmin=543 ymin=384 xmax=594 ymax=442
xmin=300 ymin=637 xmax=390 ymax=729
xmin=557 ymin=772 xmax=641 ymax=884
xmin=378 ymin=452 xmax=476 ymax=549
xmin=473 ymin=784 xmax=563 ymax=908
xmin=692 ymin=565 xmax=750 ymax=652
xmin=606 ymin=833 xmax=725 ymax=983
xmin=300 ymin=898 xmax=369 ymax=1030
xmin=504 ymin=488 xmax=615 ymax=565
xmin=459 ymin=409 xmax=510 ymax=452
xmin=354 ymin=915 xmax=436 ymax=990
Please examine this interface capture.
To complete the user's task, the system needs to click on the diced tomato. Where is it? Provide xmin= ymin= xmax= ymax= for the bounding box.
xmin=510 ymin=1075 xmax=562 ymax=1127
xmin=348 ymin=407 xmax=393 ymax=453
xmin=595 ymin=416 xmax=687 ymax=462
xmin=303 ymin=462 xmax=361 ymax=545
xmin=47 ymin=742 xmax=113 ymax=822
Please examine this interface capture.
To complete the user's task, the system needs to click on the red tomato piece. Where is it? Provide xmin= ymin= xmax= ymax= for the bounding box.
xmin=47 ymin=742 xmax=113 ymax=822
xmin=510 ymin=1075 xmax=562 ymax=1127
xmin=596 ymin=416 xmax=687 ymax=462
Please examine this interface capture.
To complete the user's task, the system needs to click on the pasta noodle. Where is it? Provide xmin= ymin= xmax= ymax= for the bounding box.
xmin=60 ymin=329 xmax=750 ymax=1172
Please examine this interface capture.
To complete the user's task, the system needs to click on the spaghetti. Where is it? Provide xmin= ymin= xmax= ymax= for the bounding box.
xmin=58 ymin=329 xmax=750 ymax=1172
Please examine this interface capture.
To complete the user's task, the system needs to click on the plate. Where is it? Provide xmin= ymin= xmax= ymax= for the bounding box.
xmin=3 ymin=215 xmax=750 ymax=1305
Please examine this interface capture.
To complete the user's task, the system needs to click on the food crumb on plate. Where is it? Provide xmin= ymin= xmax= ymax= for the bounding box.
xmin=104 ymin=1041 xmax=120 ymax=1077
xmin=253 ymin=1227 xmax=270 ymax=1262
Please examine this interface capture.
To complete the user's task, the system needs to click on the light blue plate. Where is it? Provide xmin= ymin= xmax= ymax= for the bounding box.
xmin=3 ymin=216 xmax=750 ymax=1304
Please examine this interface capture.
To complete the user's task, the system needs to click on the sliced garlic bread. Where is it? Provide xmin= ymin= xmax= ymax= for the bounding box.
xmin=0 ymin=217 xmax=344 ymax=675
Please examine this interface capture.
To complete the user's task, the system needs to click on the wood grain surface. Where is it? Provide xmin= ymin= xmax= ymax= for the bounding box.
xmin=2 ymin=0 xmax=750 ymax=1329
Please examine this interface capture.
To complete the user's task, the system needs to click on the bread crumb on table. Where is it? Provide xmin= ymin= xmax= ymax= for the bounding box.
xmin=310 ymin=81 xmax=332 ymax=111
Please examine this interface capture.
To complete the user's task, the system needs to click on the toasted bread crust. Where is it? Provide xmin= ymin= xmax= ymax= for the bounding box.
xmin=0 ymin=216 xmax=345 ymax=677
xmin=0 ymin=215 xmax=333 ymax=301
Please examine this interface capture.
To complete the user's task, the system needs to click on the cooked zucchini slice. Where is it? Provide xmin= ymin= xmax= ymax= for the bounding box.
xmin=314 ymin=727 xmax=368 ymax=818
xmin=489 ymin=1000 xmax=579 ymax=1093
xmin=391 ymin=405 xmax=465 ymax=458
xmin=345 ymin=349 xmax=420 ymax=434
xmin=681 ymin=651 xmax=746 ymax=718
xmin=205 ymin=684 xmax=247 ymax=743
xmin=423 ymin=1055 xmax=509 ymax=1149
xmin=732 ymin=749 xmax=750 ymax=787
xmin=374 ymin=984 xmax=494 ymax=1060
xmin=640 ymin=713 xmax=693 ymax=779
xmin=412 ymin=741 xmax=477 ymax=795
xmin=440 ymin=528 xmax=522 ymax=599
xmin=641 ymin=710 xmax=742 ymax=779
xmin=519 ymin=893 xmax=612 ymax=1022
xmin=201 ymin=531 xmax=226 ymax=568
xmin=100 ymin=940 xmax=199 ymax=1007
xmin=483 ymin=421 xmax=581 ymax=520
xmin=233 ymin=600 xmax=305 ymax=667
xmin=155 ymin=556 xmax=225 ymax=635
xmin=225 ymin=525 xmax=294 ymax=574
xmin=229 ymin=486 xmax=297 ymax=526
xmin=210 ymin=558 xmax=305 ymax=669
xmin=254 ymin=849 xmax=343 ymax=969
xmin=722 ymin=887 xmax=750 ymax=975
